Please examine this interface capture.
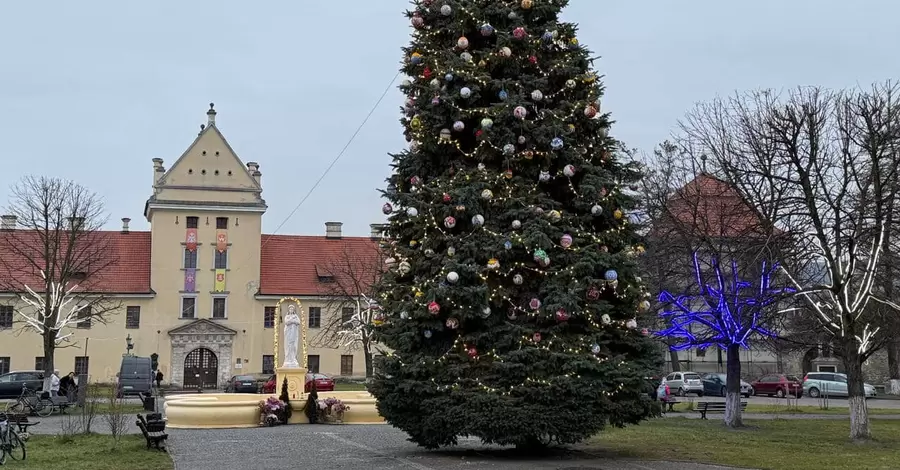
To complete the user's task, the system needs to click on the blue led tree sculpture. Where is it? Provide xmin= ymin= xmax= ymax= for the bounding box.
xmin=656 ymin=252 xmax=794 ymax=427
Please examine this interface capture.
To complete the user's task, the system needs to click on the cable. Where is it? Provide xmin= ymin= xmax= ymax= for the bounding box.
xmin=232 ymin=70 xmax=401 ymax=274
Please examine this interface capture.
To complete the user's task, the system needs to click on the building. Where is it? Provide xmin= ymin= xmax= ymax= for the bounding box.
xmin=0 ymin=104 xmax=381 ymax=388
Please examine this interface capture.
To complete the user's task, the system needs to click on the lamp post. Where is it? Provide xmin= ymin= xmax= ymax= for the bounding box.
xmin=125 ymin=334 xmax=134 ymax=356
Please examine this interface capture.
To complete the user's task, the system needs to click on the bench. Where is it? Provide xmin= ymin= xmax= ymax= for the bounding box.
xmin=136 ymin=414 xmax=167 ymax=451
xmin=4 ymin=412 xmax=40 ymax=434
xmin=662 ymin=399 xmax=679 ymax=412
xmin=696 ymin=401 xmax=747 ymax=419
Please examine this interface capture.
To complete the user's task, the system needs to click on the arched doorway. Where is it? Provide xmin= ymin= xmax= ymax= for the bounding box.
xmin=183 ymin=348 xmax=218 ymax=390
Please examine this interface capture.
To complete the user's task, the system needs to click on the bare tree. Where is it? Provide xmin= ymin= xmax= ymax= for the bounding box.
xmin=310 ymin=241 xmax=384 ymax=378
xmin=0 ymin=176 xmax=120 ymax=390
xmin=679 ymin=83 xmax=900 ymax=440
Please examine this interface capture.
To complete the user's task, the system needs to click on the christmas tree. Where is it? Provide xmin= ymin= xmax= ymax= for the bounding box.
xmin=368 ymin=0 xmax=662 ymax=449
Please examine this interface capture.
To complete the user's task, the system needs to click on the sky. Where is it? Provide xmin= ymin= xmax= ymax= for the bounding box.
xmin=1 ymin=0 xmax=898 ymax=237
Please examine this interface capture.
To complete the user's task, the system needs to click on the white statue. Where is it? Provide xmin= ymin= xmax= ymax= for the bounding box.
xmin=282 ymin=304 xmax=301 ymax=368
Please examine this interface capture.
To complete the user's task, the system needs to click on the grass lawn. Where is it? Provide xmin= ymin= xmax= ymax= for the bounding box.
xmin=590 ymin=418 xmax=900 ymax=470
xmin=334 ymin=382 xmax=368 ymax=391
xmin=669 ymin=402 xmax=900 ymax=415
xmin=19 ymin=434 xmax=172 ymax=470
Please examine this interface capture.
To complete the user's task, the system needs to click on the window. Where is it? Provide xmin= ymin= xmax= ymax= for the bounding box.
xmin=696 ymin=347 xmax=706 ymax=357
xmin=341 ymin=307 xmax=354 ymax=325
xmin=308 ymin=307 xmax=321 ymax=328
xmin=262 ymin=355 xmax=274 ymax=375
xmin=212 ymin=297 xmax=227 ymax=319
xmin=340 ymin=355 xmax=354 ymax=376
xmin=264 ymin=307 xmax=275 ymax=328
xmin=34 ymin=357 xmax=44 ymax=371
xmin=125 ymin=306 xmax=140 ymax=329
xmin=214 ymin=249 xmax=228 ymax=269
xmin=74 ymin=356 xmax=89 ymax=376
xmin=216 ymin=217 xmax=228 ymax=229
xmin=0 ymin=357 xmax=9 ymax=375
xmin=308 ymin=355 xmax=320 ymax=374
xmin=77 ymin=306 xmax=91 ymax=329
xmin=0 ymin=305 xmax=12 ymax=329
xmin=183 ymin=248 xmax=198 ymax=269
xmin=186 ymin=216 xmax=199 ymax=229
xmin=181 ymin=297 xmax=197 ymax=319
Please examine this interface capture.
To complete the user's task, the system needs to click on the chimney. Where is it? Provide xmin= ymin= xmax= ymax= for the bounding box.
xmin=370 ymin=223 xmax=387 ymax=240
xmin=0 ymin=215 xmax=16 ymax=231
xmin=207 ymin=102 xmax=217 ymax=127
xmin=68 ymin=217 xmax=85 ymax=231
xmin=152 ymin=158 xmax=165 ymax=186
xmin=325 ymin=222 xmax=343 ymax=239
xmin=246 ymin=162 xmax=262 ymax=185
xmin=121 ymin=217 xmax=131 ymax=234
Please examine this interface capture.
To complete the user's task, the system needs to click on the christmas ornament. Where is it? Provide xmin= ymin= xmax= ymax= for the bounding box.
xmin=513 ymin=274 xmax=524 ymax=285
xmin=565 ymin=79 xmax=576 ymax=88
xmin=498 ymin=90 xmax=508 ymax=100
xmin=460 ymin=87 xmax=472 ymax=98
xmin=594 ymin=98 xmax=602 ymax=112
xmin=601 ymin=314 xmax=611 ymax=324
xmin=400 ymin=311 xmax=409 ymax=320
xmin=626 ymin=318 xmax=638 ymax=329
xmin=560 ymin=233 xmax=573 ymax=248
xmin=424 ymin=248 xmax=435 ymax=257
xmin=504 ymin=240 xmax=512 ymax=250
xmin=521 ymin=0 xmax=533 ymax=8
xmin=548 ymin=210 xmax=561 ymax=222
xmin=542 ymin=30 xmax=554 ymax=42
xmin=409 ymin=239 xmax=418 ymax=248
xmin=409 ymin=175 xmax=422 ymax=185
xmin=533 ymin=248 xmax=549 ymax=265
xmin=591 ymin=205 xmax=603 ymax=216
xmin=599 ymin=245 xmax=609 ymax=253
xmin=409 ymin=141 xmax=419 ymax=151
xmin=529 ymin=298 xmax=541 ymax=310
xmin=499 ymin=46 xmax=512 ymax=57
xmin=538 ymin=170 xmax=551 ymax=182
xmin=566 ymin=124 xmax=575 ymax=134
xmin=481 ymin=306 xmax=491 ymax=318
xmin=439 ymin=128 xmax=452 ymax=140
xmin=430 ymin=79 xmax=440 ymax=88
xmin=428 ymin=301 xmax=441 ymax=314
xmin=513 ymin=106 xmax=528 ymax=119
xmin=551 ymin=137 xmax=564 ymax=149
xmin=555 ymin=308 xmax=570 ymax=322
xmin=410 ymin=52 xmax=423 ymax=65
xmin=508 ymin=11 xmax=517 ymax=19
xmin=446 ymin=318 xmax=459 ymax=329
xmin=461 ymin=52 xmax=473 ymax=62
xmin=503 ymin=143 xmax=515 ymax=155
xmin=477 ymin=163 xmax=485 ymax=170
xmin=431 ymin=95 xmax=440 ymax=105
xmin=445 ymin=73 xmax=454 ymax=81
xmin=401 ymin=78 xmax=412 ymax=87
xmin=507 ymin=309 xmax=517 ymax=320
xmin=563 ymin=164 xmax=576 ymax=177
xmin=638 ymin=300 xmax=651 ymax=312
xmin=591 ymin=343 xmax=601 ymax=354
xmin=453 ymin=120 xmax=465 ymax=131
xmin=406 ymin=207 xmax=418 ymax=217
xmin=424 ymin=329 xmax=432 ymax=338
xmin=423 ymin=66 xmax=432 ymax=79
xmin=384 ymin=257 xmax=397 ymax=268
xmin=511 ymin=219 xmax=521 ymax=229
xmin=481 ymin=189 xmax=493 ymax=200
xmin=518 ymin=135 xmax=526 ymax=144
xmin=481 ymin=118 xmax=493 ymax=129
xmin=605 ymin=269 xmax=618 ymax=281
xmin=478 ymin=59 xmax=486 ymax=67
xmin=584 ymin=105 xmax=598 ymax=118
xmin=440 ymin=4 xmax=452 ymax=15
xmin=410 ymin=115 xmax=422 ymax=129
xmin=528 ymin=55 xmax=537 ymax=64
xmin=373 ymin=313 xmax=385 ymax=326
xmin=467 ymin=346 xmax=478 ymax=358
xmin=442 ymin=193 xmax=451 ymax=202
xmin=382 ymin=203 xmax=393 ymax=214
xmin=513 ymin=27 xmax=527 ymax=39
xmin=533 ymin=332 xmax=542 ymax=342
xmin=447 ymin=271 xmax=459 ymax=283
xmin=472 ymin=214 xmax=485 ymax=226
xmin=398 ymin=261 xmax=411 ymax=275
xmin=531 ymin=89 xmax=543 ymax=101
xmin=487 ymin=258 xmax=500 ymax=270
xmin=457 ymin=36 xmax=469 ymax=49
xmin=456 ymin=204 xmax=466 ymax=211
xmin=504 ymin=169 xmax=513 ymax=179
xmin=614 ymin=209 xmax=624 ymax=219
xmin=447 ymin=247 xmax=456 ymax=256
xmin=586 ymin=286 xmax=600 ymax=300
xmin=523 ymin=150 xmax=534 ymax=159
xmin=480 ymin=23 xmax=494 ymax=36
xmin=444 ymin=216 xmax=457 ymax=229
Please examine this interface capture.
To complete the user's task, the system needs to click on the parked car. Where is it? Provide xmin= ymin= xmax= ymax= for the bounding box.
xmin=664 ymin=371 xmax=704 ymax=396
xmin=261 ymin=373 xmax=335 ymax=394
xmin=803 ymin=372 xmax=877 ymax=398
xmin=0 ymin=370 xmax=44 ymax=399
xmin=750 ymin=374 xmax=803 ymax=398
xmin=117 ymin=356 xmax=153 ymax=397
xmin=701 ymin=373 xmax=753 ymax=398
xmin=225 ymin=374 xmax=261 ymax=393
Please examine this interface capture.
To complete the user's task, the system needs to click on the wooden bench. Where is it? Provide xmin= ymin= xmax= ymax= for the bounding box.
xmin=663 ymin=399 xmax=679 ymax=412
xmin=136 ymin=414 xmax=167 ymax=451
xmin=4 ymin=412 xmax=40 ymax=434
xmin=696 ymin=401 xmax=747 ymax=419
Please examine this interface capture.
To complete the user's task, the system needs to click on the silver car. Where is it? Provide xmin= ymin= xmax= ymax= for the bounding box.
xmin=665 ymin=371 xmax=704 ymax=396
xmin=803 ymin=372 xmax=877 ymax=398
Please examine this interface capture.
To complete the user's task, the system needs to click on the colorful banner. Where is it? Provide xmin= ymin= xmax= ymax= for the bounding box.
xmin=185 ymin=228 xmax=198 ymax=252
xmin=216 ymin=229 xmax=227 ymax=253
xmin=214 ymin=269 xmax=226 ymax=292
xmin=184 ymin=268 xmax=196 ymax=292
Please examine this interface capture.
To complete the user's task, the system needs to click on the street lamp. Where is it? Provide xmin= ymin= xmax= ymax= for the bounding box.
xmin=125 ymin=334 xmax=134 ymax=356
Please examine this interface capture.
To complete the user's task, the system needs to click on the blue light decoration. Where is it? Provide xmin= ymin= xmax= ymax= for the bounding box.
xmin=655 ymin=253 xmax=794 ymax=351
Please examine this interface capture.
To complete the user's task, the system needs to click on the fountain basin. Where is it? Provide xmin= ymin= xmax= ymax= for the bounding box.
xmin=163 ymin=391 xmax=383 ymax=429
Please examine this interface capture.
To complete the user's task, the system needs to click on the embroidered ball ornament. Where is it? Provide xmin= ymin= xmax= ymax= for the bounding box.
xmin=498 ymin=90 xmax=508 ymax=100
xmin=601 ymin=313 xmax=611 ymax=324
xmin=533 ymin=332 xmax=542 ymax=342
xmin=487 ymin=258 xmax=500 ymax=270
xmin=382 ymin=203 xmax=392 ymax=214
xmin=440 ymin=4 xmax=452 ymax=15
xmin=513 ymin=27 xmax=527 ymax=39
xmin=460 ymin=52 xmax=472 ymax=62
xmin=460 ymin=87 xmax=472 ymax=98
xmin=626 ymin=318 xmax=638 ymax=329
xmin=442 ymin=193 xmax=451 ymax=202
xmin=481 ymin=189 xmax=493 ymax=200
xmin=591 ymin=204 xmax=603 ymax=216
xmin=511 ymin=219 xmax=521 ymax=229
xmin=521 ymin=0 xmax=533 ymax=8
xmin=551 ymin=137 xmax=564 ymax=149
xmin=453 ymin=121 xmax=465 ymax=131
xmin=428 ymin=301 xmax=441 ymax=315
xmin=447 ymin=247 xmax=456 ymax=256
xmin=467 ymin=347 xmax=478 ymax=358
xmin=584 ymin=105 xmax=598 ymax=118
xmin=513 ymin=106 xmax=528 ymax=119
xmin=499 ymin=46 xmax=512 ymax=57
xmin=538 ymin=170 xmax=551 ymax=182
xmin=565 ymin=79 xmax=576 ymax=88
xmin=457 ymin=36 xmax=469 ymax=50
xmin=444 ymin=216 xmax=456 ymax=229
xmin=529 ymin=298 xmax=542 ymax=310
xmin=563 ymin=164 xmax=576 ymax=177
xmin=446 ymin=271 xmax=459 ymax=283
xmin=533 ymin=248 xmax=549 ymax=264
xmin=439 ymin=128 xmax=452 ymax=140
xmin=560 ymin=233 xmax=573 ymax=248
xmin=384 ymin=257 xmax=397 ymax=268
xmin=400 ymin=311 xmax=409 ymax=320
xmin=398 ymin=261 xmax=411 ymax=275
xmin=513 ymin=274 xmax=523 ymax=285
xmin=446 ymin=318 xmax=459 ymax=329
xmin=409 ymin=52 xmax=423 ymax=65
xmin=480 ymin=306 xmax=491 ymax=318
xmin=503 ymin=143 xmax=515 ymax=155
xmin=555 ymin=308 xmax=570 ymax=322
xmin=472 ymin=214 xmax=485 ymax=227
xmin=423 ymin=329 xmax=432 ymax=338
xmin=591 ymin=343 xmax=601 ymax=354
xmin=605 ymin=269 xmax=618 ymax=282
xmin=480 ymin=23 xmax=494 ymax=36
xmin=406 ymin=207 xmax=418 ymax=217
xmin=638 ymin=300 xmax=651 ymax=312
xmin=586 ymin=286 xmax=600 ymax=300
xmin=481 ymin=118 xmax=493 ymax=129
xmin=548 ymin=210 xmax=562 ymax=222
xmin=531 ymin=90 xmax=543 ymax=101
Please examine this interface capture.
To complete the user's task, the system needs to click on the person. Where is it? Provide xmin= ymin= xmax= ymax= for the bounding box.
xmin=155 ymin=370 xmax=163 ymax=388
xmin=50 ymin=370 xmax=61 ymax=397
xmin=59 ymin=372 xmax=77 ymax=398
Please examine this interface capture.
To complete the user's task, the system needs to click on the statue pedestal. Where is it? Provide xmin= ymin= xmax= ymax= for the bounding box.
xmin=275 ymin=367 xmax=308 ymax=402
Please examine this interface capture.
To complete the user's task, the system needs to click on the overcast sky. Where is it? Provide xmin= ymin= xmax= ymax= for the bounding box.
xmin=1 ymin=0 xmax=897 ymax=237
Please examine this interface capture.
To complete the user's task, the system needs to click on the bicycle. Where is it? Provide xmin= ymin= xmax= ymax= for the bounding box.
xmin=4 ymin=385 xmax=53 ymax=418
xmin=0 ymin=412 xmax=27 ymax=464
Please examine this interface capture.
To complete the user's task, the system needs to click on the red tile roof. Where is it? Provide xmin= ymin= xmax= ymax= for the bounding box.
xmin=258 ymin=235 xmax=382 ymax=296
xmin=0 ymin=230 xmax=152 ymax=294
xmin=660 ymin=173 xmax=769 ymax=238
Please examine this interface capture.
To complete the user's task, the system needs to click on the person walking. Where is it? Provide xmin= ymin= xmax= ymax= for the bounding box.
xmin=155 ymin=370 xmax=163 ymax=388
xmin=50 ymin=370 xmax=61 ymax=397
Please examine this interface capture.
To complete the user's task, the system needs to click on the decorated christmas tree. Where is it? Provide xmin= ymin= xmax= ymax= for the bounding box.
xmin=368 ymin=0 xmax=662 ymax=449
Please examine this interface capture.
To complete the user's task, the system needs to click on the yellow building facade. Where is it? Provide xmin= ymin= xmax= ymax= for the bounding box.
xmin=0 ymin=104 xmax=380 ymax=388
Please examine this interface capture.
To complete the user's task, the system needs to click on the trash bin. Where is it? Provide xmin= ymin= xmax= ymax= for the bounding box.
xmin=140 ymin=392 xmax=156 ymax=412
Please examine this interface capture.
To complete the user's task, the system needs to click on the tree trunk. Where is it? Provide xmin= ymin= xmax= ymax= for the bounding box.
xmin=888 ymin=339 xmax=900 ymax=380
xmin=843 ymin=350 xmax=870 ymax=440
xmin=364 ymin=347 xmax=374 ymax=378
xmin=723 ymin=344 xmax=743 ymax=428
xmin=42 ymin=331 xmax=56 ymax=392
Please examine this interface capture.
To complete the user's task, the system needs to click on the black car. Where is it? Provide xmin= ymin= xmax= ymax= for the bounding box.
xmin=224 ymin=375 xmax=260 ymax=393
xmin=0 ymin=370 xmax=44 ymax=399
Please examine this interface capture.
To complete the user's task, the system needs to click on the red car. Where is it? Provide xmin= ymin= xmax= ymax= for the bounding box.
xmin=262 ymin=373 xmax=335 ymax=394
xmin=750 ymin=374 xmax=803 ymax=398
